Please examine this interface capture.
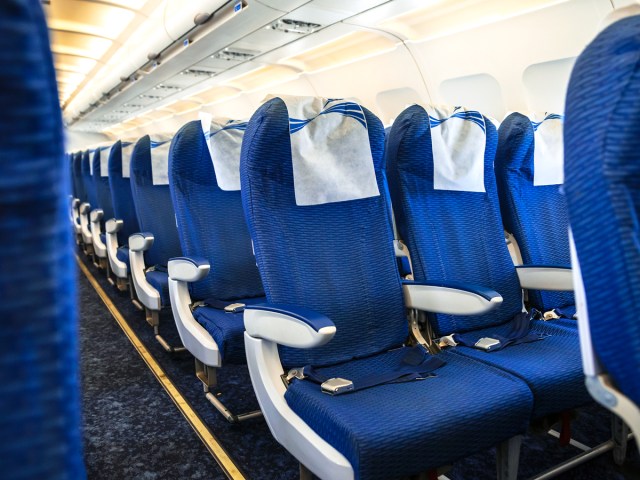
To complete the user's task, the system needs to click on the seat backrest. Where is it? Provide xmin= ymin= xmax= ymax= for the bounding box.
xmin=241 ymin=96 xmax=407 ymax=368
xmin=92 ymin=145 xmax=115 ymax=219
xmin=170 ymin=119 xmax=264 ymax=302
xmin=386 ymin=105 xmax=523 ymax=336
xmin=108 ymin=139 xmax=140 ymax=246
xmin=130 ymin=134 xmax=181 ymax=267
xmin=564 ymin=14 xmax=640 ymax=405
xmin=81 ymin=149 xmax=97 ymax=207
xmin=0 ymin=0 xmax=84 ymax=476
xmin=495 ymin=112 xmax=574 ymax=313
xmin=72 ymin=151 xmax=86 ymax=203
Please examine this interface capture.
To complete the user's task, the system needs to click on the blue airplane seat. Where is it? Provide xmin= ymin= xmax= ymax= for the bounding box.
xmin=0 ymin=0 xmax=85 ymax=477
xmin=129 ymin=133 xmax=183 ymax=351
xmin=169 ymin=119 xmax=265 ymax=365
xmin=89 ymin=146 xmax=114 ymax=265
xmin=78 ymin=149 xmax=97 ymax=248
xmin=167 ymin=118 xmax=265 ymax=420
xmin=386 ymin=105 xmax=590 ymax=419
xmin=495 ymin=112 xmax=576 ymax=323
xmin=240 ymin=96 xmax=534 ymax=479
xmin=564 ymin=13 xmax=640 ymax=446
xmin=106 ymin=139 xmax=139 ymax=280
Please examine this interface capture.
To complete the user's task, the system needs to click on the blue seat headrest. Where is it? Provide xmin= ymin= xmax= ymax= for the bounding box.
xmin=108 ymin=140 xmax=140 ymax=245
xmin=92 ymin=146 xmax=115 ymax=220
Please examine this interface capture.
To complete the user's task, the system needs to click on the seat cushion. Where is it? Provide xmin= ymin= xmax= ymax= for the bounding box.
xmin=145 ymin=270 xmax=170 ymax=308
xmin=116 ymin=246 xmax=129 ymax=266
xmin=192 ymin=296 xmax=265 ymax=364
xmin=450 ymin=321 xmax=590 ymax=418
xmin=285 ymin=350 xmax=533 ymax=480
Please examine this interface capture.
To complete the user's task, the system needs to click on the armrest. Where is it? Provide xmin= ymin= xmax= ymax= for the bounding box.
xmin=79 ymin=203 xmax=91 ymax=215
xmin=129 ymin=232 xmax=154 ymax=252
xmin=168 ymin=256 xmax=210 ymax=282
xmin=71 ymin=198 xmax=80 ymax=208
xmin=244 ymin=304 xmax=336 ymax=349
xmin=515 ymin=265 xmax=573 ymax=291
xmin=403 ymin=280 xmax=503 ymax=316
xmin=90 ymin=209 xmax=103 ymax=223
xmin=105 ymin=218 xmax=123 ymax=234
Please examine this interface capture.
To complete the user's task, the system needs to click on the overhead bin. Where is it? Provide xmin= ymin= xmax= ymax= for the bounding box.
xmin=163 ymin=0 xmax=229 ymax=41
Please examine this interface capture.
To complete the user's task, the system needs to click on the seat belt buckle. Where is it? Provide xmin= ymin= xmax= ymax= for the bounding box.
xmin=285 ymin=368 xmax=306 ymax=383
xmin=224 ymin=303 xmax=246 ymax=313
xmin=474 ymin=337 xmax=501 ymax=351
xmin=321 ymin=378 xmax=354 ymax=396
xmin=543 ymin=309 xmax=560 ymax=321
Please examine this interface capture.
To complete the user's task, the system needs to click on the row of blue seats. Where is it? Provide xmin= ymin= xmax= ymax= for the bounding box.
xmin=66 ymin=15 xmax=639 ymax=480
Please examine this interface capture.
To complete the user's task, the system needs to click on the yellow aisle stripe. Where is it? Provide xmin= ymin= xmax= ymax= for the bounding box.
xmin=76 ymin=256 xmax=246 ymax=480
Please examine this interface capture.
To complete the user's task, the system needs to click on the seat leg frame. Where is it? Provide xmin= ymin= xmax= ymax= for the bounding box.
xmin=144 ymin=308 xmax=186 ymax=353
xmin=195 ymin=358 xmax=262 ymax=424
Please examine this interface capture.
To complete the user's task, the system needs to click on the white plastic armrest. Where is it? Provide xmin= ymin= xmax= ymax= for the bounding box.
xmin=70 ymin=198 xmax=81 ymax=233
xmin=516 ymin=265 xmax=574 ymax=291
xmin=244 ymin=305 xmax=336 ymax=349
xmin=90 ymin=209 xmax=106 ymax=258
xmin=403 ymin=281 xmax=503 ymax=316
xmin=128 ymin=232 xmax=161 ymax=311
xmin=79 ymin=202 xmax=92 ymax=243
xmin=105 ymin=219 xmax=126 ymax=278
xmin=167 ymin=257 xmax=220 ymax=365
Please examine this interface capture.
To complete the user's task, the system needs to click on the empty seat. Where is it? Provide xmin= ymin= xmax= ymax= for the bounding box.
xmin=129 ymin=133 xmax=183 ymax=351
xmin=241 ymin=96 xmax=534 ymax=479
xmin=564 ymin=12 xmax=640 ymax=449
xmin=106 ymin=139 xmax=140 ymax=293
xmin=495 ymin=112 xmax=576 ymax=324
xmin=167 ymin=117 xmax=264 ymax=421
xmin=386 ymin=105 xmax=590 ymax=419
xmin=0 ymin=0 xmax=84 ymax=476
xmin=89 ymin=145 xmax=113 ymax=267
xmin=79 ymin=149 xmax=96 ymax=248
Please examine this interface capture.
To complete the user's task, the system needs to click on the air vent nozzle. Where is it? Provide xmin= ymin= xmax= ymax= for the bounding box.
xmin=212 ymin=47 xmax=258 ymax=62
xmin=268 ymin=19 xmax=321 ymax=35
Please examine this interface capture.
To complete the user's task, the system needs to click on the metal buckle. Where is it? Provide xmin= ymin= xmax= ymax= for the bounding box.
xmin=321 ymin=378 xmax=354 ymax=396
xmin=285 ymin=368 xmax=306 ymax=383
xmin=474 ymin=337 xmax=501 ymax=351
xmin=543 ymin=310 xmax=560 ymax=321
xmin=224 ymin=302 xmax=246 ymax=313
xmin=190 ymin=300 xmax=206 ymax=312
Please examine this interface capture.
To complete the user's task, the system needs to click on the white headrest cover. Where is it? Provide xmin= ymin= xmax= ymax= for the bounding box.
xmin=101 ymin=145 xmax=112 ymax=177
xmin=121 ymin=141 xmax=135 ymax=178
xmin=277 ymin=95 xmax=379 ymax=206
xmin=89 ymin=150 xmax=95 ymax=176
xmin=199 ymin=112 xmax=247 ymax=191
xmin=149 ymin=134 xmax=173 ymax=185
xmin=530 ymin=113 xmax=564 ymax=186
xmin=427 ymin=105 xmax=486 ymax=192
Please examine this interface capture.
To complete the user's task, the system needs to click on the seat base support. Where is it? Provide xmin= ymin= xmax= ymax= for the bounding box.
xmin=195 ymin=358 xmax=262 ymax=424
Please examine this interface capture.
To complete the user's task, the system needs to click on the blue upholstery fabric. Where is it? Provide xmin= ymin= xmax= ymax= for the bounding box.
xmin=169 ymin=120 xmax=264 ymax=302
xmin=81 ymin=149 xmax=97 ymax=208
xmin=0 ymin=0 xmax=85 ymax=477
xmin=116 ymin=246 xmax=129 ymax=266
xmin=564 ymin=15 xmax=640 ymax=406
xmin=242 ymin=97 xmax=533 ymax=479
xmin=286 ymin=350 xmax=532 ymax=480
xmin=108 ymin=140 xmax=140 ymax=247
xmin=386 ymin=105 xmax=589 ymax=418
xmin=450 ymin=321 xmax=589 ymax=417
xmin=192 ymin=295 xmax=266 ymax=364
xmin=130 ymin=135 xmax=182 ymax=268
xmin=146 ymin=270 xmax=170 ymax=308
xmin=495 ymin=113 xmax=574 ymax=313
xmin=72 ymin=151 xmax=86 ymax=203
xmin=92 ymin=147 xmax=115 ymax=220
xmin=241 ymin=98 xmax=408 ymax=369
xmin=386 ymin=105 xmax=523 ymax=334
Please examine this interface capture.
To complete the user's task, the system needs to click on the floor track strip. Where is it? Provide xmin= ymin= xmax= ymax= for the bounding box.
xmin=76 ymin=255 xmax=246 ymax=480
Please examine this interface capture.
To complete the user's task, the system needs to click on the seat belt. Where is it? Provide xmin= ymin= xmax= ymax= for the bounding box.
xmin=542 ymin=308 xmax=577 ymax=320
xmin=145 ymin=264 xmax=168 ymax=273
xmin=286 ymin=345 xmax=445 ymax=396
xmin=190 ymin=297 xmax=246 ymax=313
xmin=441 ymin=310 xmax=545 ymax=352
